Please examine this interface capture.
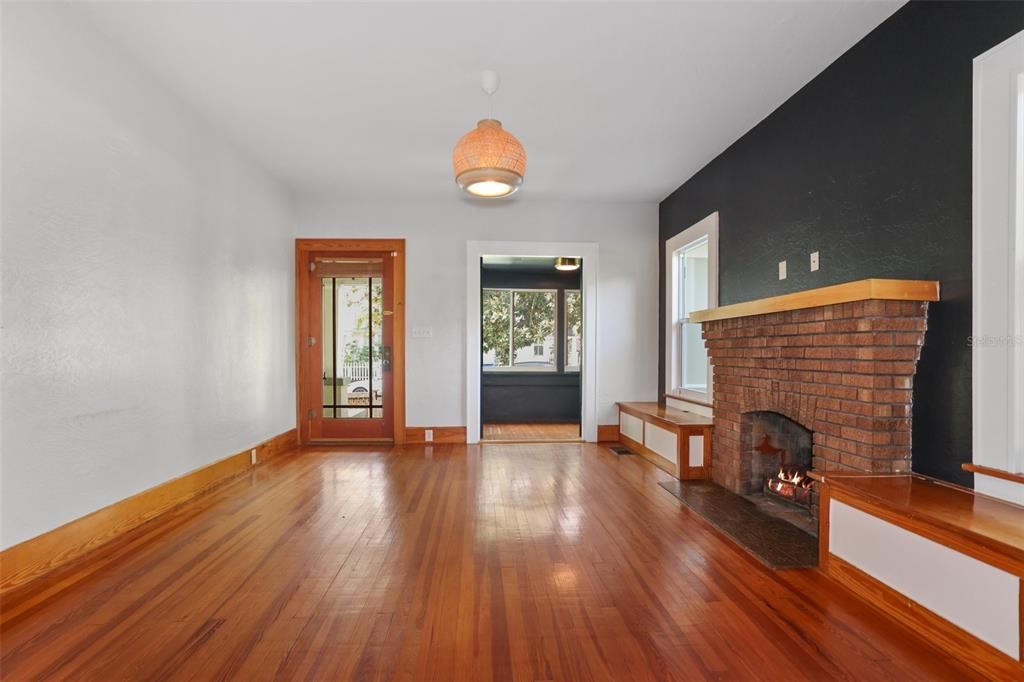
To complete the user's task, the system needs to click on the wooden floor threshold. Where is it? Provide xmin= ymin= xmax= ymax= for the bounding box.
xmin=480 ymin=438 xmax=584 ymax=444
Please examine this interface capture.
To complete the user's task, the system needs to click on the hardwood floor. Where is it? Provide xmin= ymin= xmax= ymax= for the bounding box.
xmin=0 ymin=443 xmax=979 ymax=681
xmin=482 ymin=423 xmax=580 ymax=441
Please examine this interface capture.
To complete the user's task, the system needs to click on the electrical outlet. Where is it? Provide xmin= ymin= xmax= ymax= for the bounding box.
xmin=424 ymin=429 xmax=433 ymax=442
xmin=250 ymin=448 xmax=257 ymax=465
xmin=810 ymin=251 xmax=820 ymax=272
xmin=778 ymin=260 xmax=787 ymax=280
xmin=412 ymin=327 xmax=433 ymax=338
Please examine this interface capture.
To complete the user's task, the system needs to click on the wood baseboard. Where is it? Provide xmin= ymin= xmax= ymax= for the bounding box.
xmin=619 ymin=433 xmax=678 ymax=477
xmin=403 ymin=426 xmax=467 ymax=444
xmin=597 ymin=424 xmax=619 ymax=442
xmin=826 ymin=554 xmax=1023 ymax=679
xmin=0 ymin=428 xmax=299 ymax=594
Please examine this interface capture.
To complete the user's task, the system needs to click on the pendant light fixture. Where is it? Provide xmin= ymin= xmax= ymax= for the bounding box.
xmin=554 ymin=257 xmax=581 ymax=271
xmin=453 ymin=70 xmax=526 ymax=198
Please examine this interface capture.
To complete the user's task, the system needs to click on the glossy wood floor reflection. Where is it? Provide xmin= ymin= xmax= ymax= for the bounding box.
xmin=1 ymin=444 xmax=978 ymax=681
xmin=482 ymin=423 xmax=580 ymax=441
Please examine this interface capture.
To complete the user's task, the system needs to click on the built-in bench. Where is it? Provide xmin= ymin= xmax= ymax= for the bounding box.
xmin=814 ymin=471 xmax=1024 ymax=679
xmin=615 ymin=402 xmax=713 ymax=479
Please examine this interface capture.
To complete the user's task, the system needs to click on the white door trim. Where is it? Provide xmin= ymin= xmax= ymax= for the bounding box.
xmin=972 ymin=29 xmax=1024 ymax=503
xmin=466 ymin=240 xmax=599 ymax=443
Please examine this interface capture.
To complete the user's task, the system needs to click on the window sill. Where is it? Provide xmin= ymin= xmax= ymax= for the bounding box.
xmin=664 ymin=393 xmax=713 ymax=408
xmin=483 ymin=367 xmax=557 ymax=373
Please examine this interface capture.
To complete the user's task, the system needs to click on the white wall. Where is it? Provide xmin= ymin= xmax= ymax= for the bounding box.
xmin=296 ymin=197 xmax=659 ymax=427
xmin=1 ymin=4 xmax=296 ymax=549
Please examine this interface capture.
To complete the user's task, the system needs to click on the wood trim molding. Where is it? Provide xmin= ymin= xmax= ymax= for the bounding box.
xmin=617 ymin=402 xmax=713 ymax=431
xmin=817 ymin=476 xmax=1024 ymax=677
xmin=295 ymin=238 xmax=406 ymax=445
xmin=963 ymin=463 xmax=1024 ymax=486
xmin=0 ymin=429 xmax=299 ymax=594
xmin=403 ymin=426 xmax=467 ymax=445
xmin=662 ymin=394 xmax=713 ymax=408
xmin=619 ymin=433 xmax=679 ymax=477
xmin=827 ymin=554 xmax=1023 ymax=679
xmin=597 ymin=424 xmax=619 ymax=443
xmin=817 ymin=477 xmax=1024 ymax=576
xmin=689 ymin=278 xmax=940 ymax=323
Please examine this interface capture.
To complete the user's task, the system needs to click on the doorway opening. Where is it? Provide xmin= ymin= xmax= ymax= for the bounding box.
xmin=295 ymin=239 xmax=406 ymax=444
xmin=479 ymin=255 xmax=582 ymax=442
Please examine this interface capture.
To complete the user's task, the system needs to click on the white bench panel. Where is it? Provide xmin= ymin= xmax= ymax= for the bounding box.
xmin=830 ymin=499 xmax=1020 ymax=658
xmin=688 ymin=434 xmax=704 ymax=467
xmin=619 ymin=412 xmax=644 ymax=443
xmin=644 ymin=423 xmax=677 ymax=467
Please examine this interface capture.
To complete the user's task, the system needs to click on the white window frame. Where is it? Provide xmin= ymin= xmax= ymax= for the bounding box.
xmin=664 ymin=212 xmax=718 ymax=405
xmin=972 ymin=30 xmax=1024 ymax=503
xmin=565 ymin=289 xmax=582 ymax=373
xmin=481 ymin=287 xmax=558 ymax=373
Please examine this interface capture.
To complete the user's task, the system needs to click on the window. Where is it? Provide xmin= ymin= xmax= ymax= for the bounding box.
xmin=565 ymin=290 xmax=582 ymax=371
xmin=482 ymin=289 xmax=556 ymax=370
xmin=675 ymin=240 xmax=709 ymax=392
xmin=665 ymin=213 xmax=718 ymax=402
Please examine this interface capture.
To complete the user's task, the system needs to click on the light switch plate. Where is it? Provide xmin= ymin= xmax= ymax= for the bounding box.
xmin=412 ymin=327 xmax=433 ymax=338
xmin=424 ymin=429 xmax=433 ymax=442
xmin=250 ymin=448 xmax=257 ymax=465
xmin=778 ymin=260 xmax=787 ymax=280
xmin=810 ymin=251 xmax=820 ymax=272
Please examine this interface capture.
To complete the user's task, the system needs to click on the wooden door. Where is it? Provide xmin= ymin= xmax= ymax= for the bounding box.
xmin=296 ymin=240 xmax=405 ymax=443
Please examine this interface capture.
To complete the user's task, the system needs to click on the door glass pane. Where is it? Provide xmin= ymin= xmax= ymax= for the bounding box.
xmin=369 ymin=278 xmax=383 ymax=414
xmin=565 ymin=290 xmax=582 ymax=371
xmin=321 ymin=275 xmax=384 ymax=420
xmin=322 ymin=278 xmax=336 ymax=418
xmin=512 ymin=290 xmax=555 ymax=369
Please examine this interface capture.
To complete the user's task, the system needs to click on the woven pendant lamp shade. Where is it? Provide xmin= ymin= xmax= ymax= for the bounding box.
xmin=452 ymin=119 xmax=526 ymax=198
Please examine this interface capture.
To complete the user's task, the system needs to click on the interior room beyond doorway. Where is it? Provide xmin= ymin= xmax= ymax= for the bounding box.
xmin=480 ymin=255 xmax=583 ymax=441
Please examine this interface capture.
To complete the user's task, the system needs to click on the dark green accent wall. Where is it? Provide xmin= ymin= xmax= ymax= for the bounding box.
xmin=659 ymin=1 xmax=1024 ymax=487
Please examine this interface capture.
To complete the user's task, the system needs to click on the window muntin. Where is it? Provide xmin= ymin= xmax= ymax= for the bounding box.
xmin=565 ymin=289 xmax=582 ymax=371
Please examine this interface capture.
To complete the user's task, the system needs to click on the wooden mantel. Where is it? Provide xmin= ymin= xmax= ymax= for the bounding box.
xmin=690 ymin=278 xmax=940 ymax=323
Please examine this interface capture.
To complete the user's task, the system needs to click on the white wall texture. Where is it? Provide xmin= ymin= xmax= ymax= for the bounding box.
xmin=296 ymin=197 xmax=660 ymax=427
xmin=1 ymin=4 xmax=296 ymax=549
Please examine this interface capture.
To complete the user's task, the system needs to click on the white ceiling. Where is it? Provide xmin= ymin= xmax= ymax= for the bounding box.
xmin=79 ymin=1 xmax=902 ymax=203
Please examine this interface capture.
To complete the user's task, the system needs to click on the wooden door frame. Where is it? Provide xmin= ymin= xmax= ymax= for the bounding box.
xmin=295 ymin=238 xmax=406 ymax=445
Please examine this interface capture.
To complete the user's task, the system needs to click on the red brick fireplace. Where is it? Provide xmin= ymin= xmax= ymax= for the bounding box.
xmin=692 ymin=279 xmax=940 ymax=517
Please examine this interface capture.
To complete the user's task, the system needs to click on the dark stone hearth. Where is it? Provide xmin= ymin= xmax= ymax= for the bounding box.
xmin=659 ymin=480 xmax=818 ymax=569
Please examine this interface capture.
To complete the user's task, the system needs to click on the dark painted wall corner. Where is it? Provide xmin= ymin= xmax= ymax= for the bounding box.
xmin=658 ymin=1 xmax=1024 ymax=487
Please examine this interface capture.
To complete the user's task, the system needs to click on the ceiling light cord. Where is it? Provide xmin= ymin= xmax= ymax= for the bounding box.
xmin=481 ymin=69 xmax=500 ymax=119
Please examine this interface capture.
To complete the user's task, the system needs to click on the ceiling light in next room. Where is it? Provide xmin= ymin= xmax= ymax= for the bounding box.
xmin=452 ymin=70 xmax=526 ymax=199
xmin=555 ymin=257 xmax=581 ymax=271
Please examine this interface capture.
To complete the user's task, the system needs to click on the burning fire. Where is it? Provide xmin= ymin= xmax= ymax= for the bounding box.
xmin=766 ymin=466 xmax=814 ymax=506
xmin=775 ymin=467 xmax=813 ymax=489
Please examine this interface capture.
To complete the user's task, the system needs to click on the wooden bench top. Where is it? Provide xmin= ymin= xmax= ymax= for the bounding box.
xmin=813 ymin=471 xmax=1024 ymax=572
xmin=617 ymin=402 xmax=714 ymax=429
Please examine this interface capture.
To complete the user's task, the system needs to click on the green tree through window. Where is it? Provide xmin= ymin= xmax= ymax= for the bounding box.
xmin=482 ymin=289 xmax=558 ymax=369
